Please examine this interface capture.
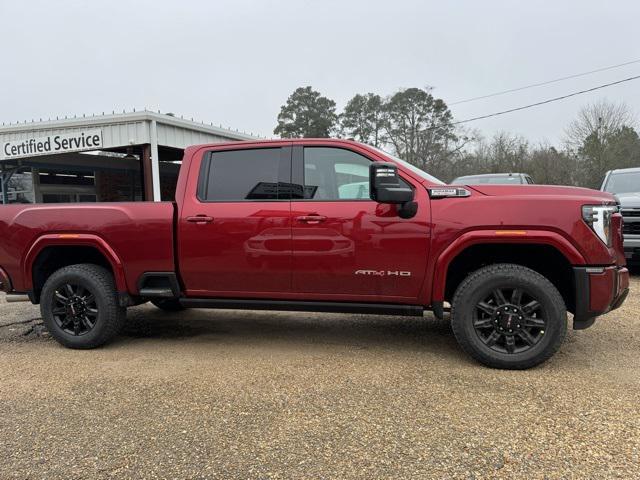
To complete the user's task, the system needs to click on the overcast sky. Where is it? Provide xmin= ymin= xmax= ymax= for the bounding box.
xmin=1 ymin=0 xmax=639 ymax=145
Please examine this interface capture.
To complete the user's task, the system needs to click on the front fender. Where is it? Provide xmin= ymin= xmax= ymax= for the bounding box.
xmin=428 ymin=229 xmax=586 ymax=302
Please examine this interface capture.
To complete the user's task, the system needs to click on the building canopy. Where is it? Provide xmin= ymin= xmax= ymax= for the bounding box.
xmin=0 ymin=111 xmax=255 ymax=204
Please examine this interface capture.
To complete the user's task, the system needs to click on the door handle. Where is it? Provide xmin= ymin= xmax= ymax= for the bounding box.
xmin=186 ymin=215 xmax=214 ymax=224
xmin=296 ymin=215 xmax=327 ymax=224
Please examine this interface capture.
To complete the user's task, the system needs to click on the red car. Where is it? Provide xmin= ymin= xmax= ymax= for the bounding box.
xmin=0 ymin=139 xmax=629 ymax=369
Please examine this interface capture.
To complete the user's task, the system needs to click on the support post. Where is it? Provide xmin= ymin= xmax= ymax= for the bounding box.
xmin=0 ymin=165 xmax=20 ymax=204
xmin=150 ymin=120 xmax=161 ymax=201
xmin=0 ymin=164 xmax=6 ymax=205
xmin=141 ymin=144 xmax=154 ymax=201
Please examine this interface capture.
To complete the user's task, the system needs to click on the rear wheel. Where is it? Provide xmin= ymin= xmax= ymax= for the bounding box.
xmin=451 ymin=263 xmax=567 ymax=369
xmin=151 ymin=298 xmax=185 ymax=312
xmin=41 ymin=264 xmax=126 ymax=349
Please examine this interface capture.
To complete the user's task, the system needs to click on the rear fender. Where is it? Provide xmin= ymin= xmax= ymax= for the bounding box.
xmin=428 ymin=229 xmax=586 ymax=302
xmin=23 ymin=234 xmax=127 ymax=292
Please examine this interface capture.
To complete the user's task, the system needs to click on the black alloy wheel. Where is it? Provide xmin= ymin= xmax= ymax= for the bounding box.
xmin=51 ymin=283 xmax=99 ymax=336
xmin=451 ymin=263 xmax=567 ymax=370
xmin=472 ymin=287 xmax=547 ymax=354
xmin=41 ymin=264 xmax=126 ymax=349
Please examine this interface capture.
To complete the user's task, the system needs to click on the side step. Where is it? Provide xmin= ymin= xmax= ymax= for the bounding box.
xmin=138 ymin=287 xmax=175 ymax=298
xmin=179 ymin=298 xmax=424 ymax=317
xmin=137 ymin=272 xmax=180 ymax=298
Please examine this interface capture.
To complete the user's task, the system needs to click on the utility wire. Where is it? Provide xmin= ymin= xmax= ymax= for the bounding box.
xmin=450 ymin=59 xmax=640 ymax=105
xmin=430 ymin=74 xmax=640 ymax=131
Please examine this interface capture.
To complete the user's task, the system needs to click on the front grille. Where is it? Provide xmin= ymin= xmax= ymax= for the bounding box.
xmin=623 ymin=223 xmax=640 ymax=235
xmin=621 ymin=209 xmax=640 ymax=218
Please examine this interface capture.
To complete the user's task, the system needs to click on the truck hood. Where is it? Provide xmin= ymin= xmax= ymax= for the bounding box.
xmin=614 ymin=191 xmax=640 ymax=208
xmin=465 ymin=184 xmax=616 ymax=202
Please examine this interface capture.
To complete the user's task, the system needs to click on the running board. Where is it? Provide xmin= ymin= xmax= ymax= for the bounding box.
xmin=139 ymin=287 xmax=175 ymax=298
xmin=179 ymin=298 xmax=424 ymax=317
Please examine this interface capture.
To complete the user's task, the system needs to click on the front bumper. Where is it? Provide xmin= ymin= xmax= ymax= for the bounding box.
xmin=573 ymin=266 xmax=630 ymax=329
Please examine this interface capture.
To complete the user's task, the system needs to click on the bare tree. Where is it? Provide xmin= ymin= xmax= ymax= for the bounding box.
xmin=528 ymin=143 xmax=577 ymax=186
xmin=564 ymin=100 xmax=640 ymax=187
xmin=565 ymin=100 xmax=637 ymax=151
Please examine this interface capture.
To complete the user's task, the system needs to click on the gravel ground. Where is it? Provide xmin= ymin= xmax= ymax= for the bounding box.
xmin=0 ymin=275 xmax=639 ymax=479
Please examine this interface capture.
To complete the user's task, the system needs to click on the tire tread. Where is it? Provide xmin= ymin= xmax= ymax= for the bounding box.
xmin=451 ymin=263 xmax=567 ymax=369
xmin=41 ymin=264 xmax=126 ymax=349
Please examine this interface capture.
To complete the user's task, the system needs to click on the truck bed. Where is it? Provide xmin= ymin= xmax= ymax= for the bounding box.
xmin=0 ymin=202 xmax=175 ymax=294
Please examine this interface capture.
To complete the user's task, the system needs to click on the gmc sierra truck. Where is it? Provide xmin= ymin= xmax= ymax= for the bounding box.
xmin=0 ymin=139 xmax=630 ymax=369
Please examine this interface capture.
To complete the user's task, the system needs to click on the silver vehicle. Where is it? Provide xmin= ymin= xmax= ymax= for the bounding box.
xmin=601 ymin=167 xmax=640 ymax=264
xmin=451 ymin=173 xmax=534 ymax=185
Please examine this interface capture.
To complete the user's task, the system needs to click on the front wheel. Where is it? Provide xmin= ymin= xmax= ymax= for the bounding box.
xmin=451 ymin=263 xmax=567 ymax=370
xmin=41 ymin=264 xmax=126 ymax=349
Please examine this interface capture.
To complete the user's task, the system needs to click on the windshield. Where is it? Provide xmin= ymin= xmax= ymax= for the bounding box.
xmin=604 ymin=172 xmax=640 ymax=194
xmin=371 ymin=147 xmax=445 ymax=185
xmin=454 ymin=175 xmax=523 ymax=185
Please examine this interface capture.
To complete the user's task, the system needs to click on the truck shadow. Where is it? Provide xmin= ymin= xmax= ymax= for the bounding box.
xmin=121 ymin=305 xmax=462 ymax=356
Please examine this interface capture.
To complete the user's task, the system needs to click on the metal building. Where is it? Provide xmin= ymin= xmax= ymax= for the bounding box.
xmin=0 ymin=111 xmax=254 ymax=203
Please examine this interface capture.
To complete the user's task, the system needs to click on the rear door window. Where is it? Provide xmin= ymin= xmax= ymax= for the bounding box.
xmin=198 ymin=148 xmax=288 ymax=201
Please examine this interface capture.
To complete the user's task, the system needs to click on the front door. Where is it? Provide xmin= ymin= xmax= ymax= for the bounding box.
xmin=291 ymin=146 xmax=430 ymax=302
xmin=178 ymin=146 xmax=292 ymax=297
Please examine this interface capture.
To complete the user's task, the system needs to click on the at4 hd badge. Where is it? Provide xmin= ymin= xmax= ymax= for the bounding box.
xmin=355 ymin=270 xmax=412 ymax=277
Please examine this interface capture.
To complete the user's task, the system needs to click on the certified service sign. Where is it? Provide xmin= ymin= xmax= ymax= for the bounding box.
xmin=1 ymin=129 xmax=103 ymax=160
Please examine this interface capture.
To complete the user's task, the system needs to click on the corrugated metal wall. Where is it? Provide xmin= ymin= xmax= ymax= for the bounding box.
xmin=0 ymin=112 xmax=254 ymax=155
xmin=156 ymin=123 xmax=234 ymax=149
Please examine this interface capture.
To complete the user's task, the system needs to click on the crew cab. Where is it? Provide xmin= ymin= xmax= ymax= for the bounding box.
xmin=0 ymin=139 xmax=630 ymax=369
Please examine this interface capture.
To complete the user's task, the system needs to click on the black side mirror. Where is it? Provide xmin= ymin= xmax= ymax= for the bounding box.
xmin=369 ymin=162 xmax=413 ymax=204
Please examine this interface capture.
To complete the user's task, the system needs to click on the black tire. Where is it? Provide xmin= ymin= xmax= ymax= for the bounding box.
xmin=151 ymin=298 xmax=185 ymax=312
xmin=451 ymin=263 xmax=567 ymax=370
xmin=40 ymin=264 xmax=126 ymax=349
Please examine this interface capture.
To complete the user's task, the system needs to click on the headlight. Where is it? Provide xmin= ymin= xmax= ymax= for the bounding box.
xmin=582 ymin=205 xmax=618 ymax=247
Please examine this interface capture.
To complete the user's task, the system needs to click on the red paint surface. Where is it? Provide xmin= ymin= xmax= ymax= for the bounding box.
xmin=0 ymin=203 xmax=174 ymax=292
xmin=589 ymin=266 xmax=629 ymax=312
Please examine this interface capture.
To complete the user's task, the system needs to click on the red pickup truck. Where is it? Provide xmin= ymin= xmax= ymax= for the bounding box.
xmin=0 ymin=139 xmax=630 ymax=369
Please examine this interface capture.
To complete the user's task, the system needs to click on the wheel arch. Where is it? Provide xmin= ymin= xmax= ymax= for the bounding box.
xmin=431 ymin=230 xmax=585 ymax=313
xmin=24 ymin=234 xmax=127 ymax=302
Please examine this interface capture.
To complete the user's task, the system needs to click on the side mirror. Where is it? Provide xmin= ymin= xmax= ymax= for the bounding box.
xmin=369 ymin=162 xmax=413 ymax=204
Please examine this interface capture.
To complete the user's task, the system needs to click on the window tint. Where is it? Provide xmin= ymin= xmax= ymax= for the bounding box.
xmin=200 ymin=148 xmax=282 ymax=201
xmin=303 ymin=147 xmax=372 ymax=200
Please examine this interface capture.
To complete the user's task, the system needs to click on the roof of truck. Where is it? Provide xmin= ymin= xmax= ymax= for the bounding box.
xmin=184 ymin=138 xmax=374 ymax=154
xmin=191 ymin=138 xmax=363 ymax=146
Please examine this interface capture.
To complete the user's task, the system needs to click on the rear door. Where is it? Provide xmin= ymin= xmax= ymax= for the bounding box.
xmin=178 ymin=146 xmax=292 ymax=297
xmin=290 ymin=145 xmax=430 ymax=301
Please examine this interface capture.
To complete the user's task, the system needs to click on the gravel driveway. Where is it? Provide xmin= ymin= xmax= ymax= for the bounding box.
xmin=1 ymin=276 xmax=638 ymax=479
